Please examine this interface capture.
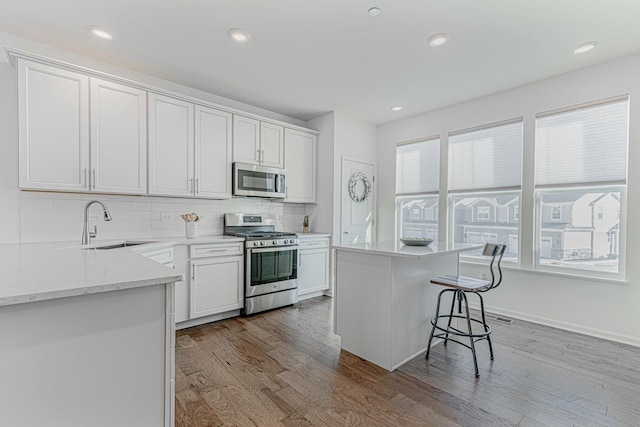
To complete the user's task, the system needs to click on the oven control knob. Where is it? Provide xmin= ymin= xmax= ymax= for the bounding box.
xmin=283 ymin=239 xmax=289 ymax=244
xmin=260 ymin=241 xmax=266 ymax=246
xmin=253 ymin=242 xmax=259 ymax=246
xmin=272 ymin=240 xmax=278 ymax=245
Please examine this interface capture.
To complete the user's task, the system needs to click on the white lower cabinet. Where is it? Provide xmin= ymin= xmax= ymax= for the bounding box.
xmin=297 ymin=237 xmax=330 ymax=297
xmin=188 ymin=242 xmax=244 ymax=320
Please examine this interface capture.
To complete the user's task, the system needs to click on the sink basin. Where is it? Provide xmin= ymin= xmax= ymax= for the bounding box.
xmin=85 ymin=241 xmax=156 ymax=250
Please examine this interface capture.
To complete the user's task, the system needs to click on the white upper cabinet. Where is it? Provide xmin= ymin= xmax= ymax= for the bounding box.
xmin=194 ymin=106 xmax=232 ymax=198
xmin=284 ymin=129 xmax=317 ymax=203
xmin=90 ymin=78 xmax=147 ymax=194
xmin=233 ymin=115 xmax=284 ymax=168
xmin=149 ymin=93 xmax=232 ymax=199
xmin=18 ymin=60 xmax=147 ymax=194
xmin=18 ymin=60 xmax=90 ymax=191
xmin=148 ymin=93 xmax=195 ymax=197
xmin=16 ymin=56 xmax=317 ymax=201
xmin=232 ymin=115 xmax=260 ymax=164
xmin=260 ymin=122 xmax=284 ymax=168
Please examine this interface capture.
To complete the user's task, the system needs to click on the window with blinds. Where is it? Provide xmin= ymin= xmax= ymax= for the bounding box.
xmin=535 ymin=97 xmax=628 ymax=188
xmin=396 ymin=138 xmax=440 ymax=241
xmin=448 ymin=120 xmax=523 ymax=192
xmin=534 ymin=97 xmax=629 ymax=276
xmin=396 ymin=137 xmax=440 ymax=195
xmin=448 ymin=120 xmax=523 ymax=262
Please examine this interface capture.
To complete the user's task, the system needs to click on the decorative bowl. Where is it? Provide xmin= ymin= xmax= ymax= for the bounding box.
xmin=400 ymin=238 xmax=434 ymax=247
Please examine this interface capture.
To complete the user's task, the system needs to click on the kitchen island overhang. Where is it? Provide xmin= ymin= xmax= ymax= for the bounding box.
xmin=0 ymin=242 xmax=182 ymax=427
xmin=333 ymin=241 xmax=481 ymax=371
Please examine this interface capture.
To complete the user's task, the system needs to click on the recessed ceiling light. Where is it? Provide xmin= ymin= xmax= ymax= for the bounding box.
xmin=90 ymin=26 xmax=113 ymax=40
xmin=574 ymin=41 xmax=598 ymax=55
xmin=428 ymin=33 xmax=449 ymax=47
xmin=391 ymin=105 xmax=403 ymax=112
xmin=228 ymin=28 xmax=251 ymax=43
xmin=368 ymin=7 xmax=381 ymax=16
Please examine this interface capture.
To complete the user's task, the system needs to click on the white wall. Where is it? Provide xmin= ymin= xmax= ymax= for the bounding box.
xmin=377 ymin=52 xmax=640 ymax=346
xmin=0 ymin=35 xmax=311 ymax=244
xmin=306 ymin=112 xmax=378 ymax=240
xmin=306 ymin=112 xmax=335 ymax=235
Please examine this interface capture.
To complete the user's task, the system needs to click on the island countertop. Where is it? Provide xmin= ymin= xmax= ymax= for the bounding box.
xmin=0 ymin=242 xmax=182 ymax=307
xmin=332 ymin=240 xmax=481 ymax=259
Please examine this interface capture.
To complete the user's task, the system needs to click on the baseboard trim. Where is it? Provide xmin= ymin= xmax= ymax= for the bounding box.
xmin=469 ymin=303 xmax=640 ymax=348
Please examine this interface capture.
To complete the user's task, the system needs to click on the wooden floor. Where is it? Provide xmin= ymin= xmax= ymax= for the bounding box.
xmin=175 ymin=296 xmax=640 ymax=426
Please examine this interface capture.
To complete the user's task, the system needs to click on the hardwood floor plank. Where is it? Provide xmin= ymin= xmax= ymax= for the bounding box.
xmin=175 ymin=297 xmax=640 ymax=427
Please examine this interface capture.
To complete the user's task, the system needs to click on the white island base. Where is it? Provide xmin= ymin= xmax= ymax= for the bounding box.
xmin=0 ymin=243 xmax=181 ymax=427
xmin=334 ymin=241 xmax=478 ymax=371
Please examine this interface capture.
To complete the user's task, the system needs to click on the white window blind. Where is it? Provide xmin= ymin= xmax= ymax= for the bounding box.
xmin=535 ymin=97 xmax=629 ymax=187
xmin=396 ymin=137 xmax=440 ymax=194
xmin=448 ymin=120 xmax=523 ymax=192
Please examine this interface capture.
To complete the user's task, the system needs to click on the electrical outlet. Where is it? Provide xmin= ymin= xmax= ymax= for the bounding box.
xmin=161 ymin=212 xmax=173 ymax=222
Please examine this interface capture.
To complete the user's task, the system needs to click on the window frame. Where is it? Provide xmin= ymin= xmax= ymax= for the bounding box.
xmin=533 ymin=96 xmax=628 ymax=279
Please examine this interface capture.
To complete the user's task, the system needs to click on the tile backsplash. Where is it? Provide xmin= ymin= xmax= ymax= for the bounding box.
xmin=18 ymin=191 xmax=310 ymax=243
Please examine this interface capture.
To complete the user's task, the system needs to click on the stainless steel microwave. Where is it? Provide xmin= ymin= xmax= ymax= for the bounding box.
xmin=233 ymin=162 xmax=286 ymax=198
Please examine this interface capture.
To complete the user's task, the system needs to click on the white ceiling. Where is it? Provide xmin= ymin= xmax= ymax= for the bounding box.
xmin=1 ymin=0 xmax=640 ymax=125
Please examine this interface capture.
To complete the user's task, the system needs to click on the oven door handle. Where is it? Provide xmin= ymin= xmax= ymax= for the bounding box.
xmin=249 ymin=245 xmax=298 ymax=254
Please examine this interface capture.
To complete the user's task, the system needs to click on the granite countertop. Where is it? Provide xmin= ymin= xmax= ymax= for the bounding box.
xmin=0 ymin=242 xmax=182 ymax=307
xmin=332 ymin=240 xmax=482 ymax=259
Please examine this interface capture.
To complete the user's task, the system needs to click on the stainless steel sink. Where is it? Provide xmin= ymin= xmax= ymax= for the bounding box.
xmin=85 ymin=241 xmax=156 ymax=250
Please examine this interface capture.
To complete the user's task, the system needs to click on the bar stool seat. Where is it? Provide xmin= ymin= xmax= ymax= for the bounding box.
xmin=425 ymin=243 xmax=506 ymax=377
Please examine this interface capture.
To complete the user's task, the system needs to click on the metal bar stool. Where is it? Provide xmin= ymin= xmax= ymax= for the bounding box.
xmin=425 ymin=243 xmax=506 ymax=377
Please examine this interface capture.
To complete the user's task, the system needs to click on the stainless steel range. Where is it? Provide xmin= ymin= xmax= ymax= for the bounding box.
xmin=224 ymin=213 xmax=299 ymax=315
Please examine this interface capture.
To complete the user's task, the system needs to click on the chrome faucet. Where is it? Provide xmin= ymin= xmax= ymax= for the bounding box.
xmin=82 ymin=200 xmax=112 ymax=245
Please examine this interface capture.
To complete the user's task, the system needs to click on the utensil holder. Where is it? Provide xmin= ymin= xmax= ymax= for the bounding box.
xmin=185 ymin=222 xmax=198 ymax=239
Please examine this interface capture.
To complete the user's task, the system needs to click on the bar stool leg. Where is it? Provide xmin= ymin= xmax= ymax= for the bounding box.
xmin=477 ymin=292 xmax=494 ymax=360
xmin=460 ymin=291 xmax=479 ymax=377
xmin=443 ymin=290 xmax=457 ymax=346
xmin=425 ymin=289 xmax=446 ymax=359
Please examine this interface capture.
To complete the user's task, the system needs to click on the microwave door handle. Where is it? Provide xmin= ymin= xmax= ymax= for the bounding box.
xmin=275 ymin=174 xmax=280 ymax=193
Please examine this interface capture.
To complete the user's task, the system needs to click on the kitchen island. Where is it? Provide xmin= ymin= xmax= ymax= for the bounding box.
xmin=333 ymin=240 xmax=480 ymax=371
xmin=0 ymin=242 xmax=182 ymax=427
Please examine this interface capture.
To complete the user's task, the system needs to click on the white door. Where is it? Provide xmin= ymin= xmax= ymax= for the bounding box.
xmin=194 ymin=105 xmax=232 ymax=199
xmin=90 ymin=78 xmax=147 ymax=194
xmin=341 ymin=158 xmax=375 ymax=245
xmin=18 ymin=60 xmax=89 ymax=191
xmin=148 ymin=93 xmax=194 ymax=197
xmin=284 ymin=128 xmax=316 ymax=203
xmin=260 ymin=122 xmax=284 ymax=168
xmin=232 ymin=115 xmax=260 ymax=165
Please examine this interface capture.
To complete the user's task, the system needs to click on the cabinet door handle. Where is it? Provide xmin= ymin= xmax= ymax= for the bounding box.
xmin=261 ymin=149 xmax=265 ymax=164
xmin=91 ymin=169 xmax=96 ymax=190
xmin=256 ymin=149 xmax=261 ymax=163
xmin=189 ymin=178 xmax=194 ymax=193
xmin=195 ymin=178 xmax=199 ymax=194
xmin=191 ymin=264 xmax=195 ymax=281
